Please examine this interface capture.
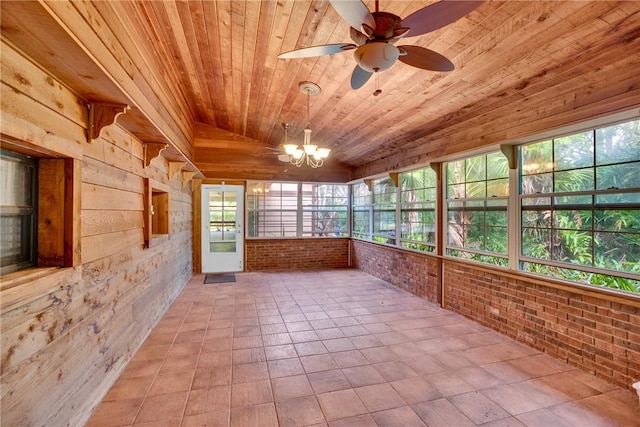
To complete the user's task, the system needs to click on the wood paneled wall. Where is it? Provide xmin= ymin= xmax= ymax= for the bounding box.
xmin=1 ymin=42 xmax=193 ymax=426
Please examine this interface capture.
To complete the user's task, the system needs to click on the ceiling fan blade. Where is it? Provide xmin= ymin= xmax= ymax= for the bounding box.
xmin=399 ymin=0 xmax=483 ymax=38
xmin=350 ymin=27 xmax=369 ymax=46
xmin=278 ymin=43 xmax=356 ymax=59
xmin=351 ymin=65 xmax=373 ymax=90
xmin=397 ymin=45 xmax=454 ymax=71
xmin=329 ymin=0 xmax=375 ymax=33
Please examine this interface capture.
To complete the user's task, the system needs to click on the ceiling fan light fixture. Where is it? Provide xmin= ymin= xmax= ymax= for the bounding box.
xmin=354 ymin=42 xmax=399 ymax=72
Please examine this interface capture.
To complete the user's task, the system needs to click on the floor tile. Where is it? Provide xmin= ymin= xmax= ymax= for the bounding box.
xmin=103 ymin=376 xmax=154 ymax=401
xmin=316 ymin=328 xmax=347 ymax=340
xmin=327 ymin=413 xmax=377 ymax=427
xmin=134 ymin=392 xmax=189 ymax=424
xmin=268 ymin=357 xmax=305 ymax=378
xmin=307 ymin=370 xmax=351 ymax=394
xmin=185 ymin=385 xmax=231 ymax=415
xmin=373 ymin=360 xmax=418 ymax=381
xmin=424 ymin=370 xmax=475 ymax=396
xmin=233 ymin=347 xmax=266 ymax=364
xmin=300 ymin=354 xmax=339 ymax=373
xmin=323 ymin=338 xmax=356 ymax=353
xmin=290 ymin=330 xmax=321 ymax=343
xmin=192 ymin=367 xmax=231 ymax=389
xmin=265 ymin=344 xmax=298 ymax=360
xmin=295 ymin=341 xmax=328 ymax=356
xmin=85 ymin=398 xmax=144 ymax=427
xmin=232 ymin=361 xmax=269 ymax=383
xmin=181 ymin=409 xmax=229 ymax=427
xmin=448 ymin=391 xmax=511 ymax=425
xmin=412 ymin=398 xmax=474 ymax=427
xmin=286 ymin=321 xmax=313 ymax=332
xmin=316 ymin=389 xmax=367 ymax=421
xmin=230 ymin=402 xmax=278 ymax=427
xmin=272 ymin=374 xmax=314 ymax=401
xmin=360 ymin=346 xmax=398 ymax=364
xmin=276 ymin=396 xmax=325 ymax=427
xmin=341 ymin=365 xmax=386 ymax=387
xmin=86 ymin=270 xmax=639 ymax=427
xmin=370 ymin=406 xmax=426 ymax=427
xmin=354 ymin=383 xmax=406 ymax=412
xmin=148 ymin=371 xmax=194 ymax=396
xmin=331 ymin=350 xmax=369 ymax=368
xmin=515 ymin=408 xmax=573 ymax=427
xmin=231 ymin=379 xmax=273 ymax=407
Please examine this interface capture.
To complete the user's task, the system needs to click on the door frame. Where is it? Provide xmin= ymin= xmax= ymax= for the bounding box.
xmin=200 ymin=184 xmax=244 ymax=273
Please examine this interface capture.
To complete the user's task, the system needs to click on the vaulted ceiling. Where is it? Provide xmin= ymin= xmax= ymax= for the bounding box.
xmin=2 ymin=1 xmax=640 ymax=182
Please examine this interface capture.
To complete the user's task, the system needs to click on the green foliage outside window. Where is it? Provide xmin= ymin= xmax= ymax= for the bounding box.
xmin=372 ymin=177 xmax=396 ymax=244
xmin=352 ymin=182 xmax=371 ymax=240
xmin=446 ymin=152 xmax=509 ymax=265
xmin=520 ymin=119 xmax=640 ymax=292
xmin=400 ymin=168 xmax=437 ymax=252
xmin=348 ymin=118 xmax=639 ymax=294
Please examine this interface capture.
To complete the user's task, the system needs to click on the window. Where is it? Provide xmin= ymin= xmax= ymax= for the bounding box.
xmin=352 ymin=182 xmax=371 ymax=240
xmin=372 ymin=177 xmax=396 ymax=244
xmin=0 ymin=150 xmax=37 ymax=275
xmin=301 ymin=183 xmax=348 ymax=237
xmin=144 ymin=179 xmax=170 ymax=248
xmin=400 ymin=167 xmax=437 ymax=252
xmin=247 ymin=181 xmax=347 ymax=238
xmin=205 ymin=189 xmax=238 ymax=253
xmin=0 ymin=147 xmax=80 ymax=276
xmin=520 ymin=119 xmax=640 ymax=291
xmin=247 ymin=182 xmax=298 ymax=238
xmin=446 ymin=152 xmax=509 ymax=266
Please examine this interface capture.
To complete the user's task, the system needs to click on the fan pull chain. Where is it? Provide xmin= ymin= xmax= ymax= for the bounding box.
xmin=373 ymin=71 xmax=382 ymax=96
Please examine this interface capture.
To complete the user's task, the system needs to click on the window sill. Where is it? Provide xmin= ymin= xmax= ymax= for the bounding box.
xmin=146 ymin=234 xmax=170 ymax=248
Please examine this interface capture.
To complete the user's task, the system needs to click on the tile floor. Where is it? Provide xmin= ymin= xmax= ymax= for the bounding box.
xmin=86 ymin=269 xmax=640 ymax=427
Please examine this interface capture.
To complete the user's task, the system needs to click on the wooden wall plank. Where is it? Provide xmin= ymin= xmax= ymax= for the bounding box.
xmin=81 ymin=210 xmax=143 ymax=237
xmin=81 ymin=183 xmax=143 ymax=211
xmin=1 ymin=43 xmax=194 ymax=427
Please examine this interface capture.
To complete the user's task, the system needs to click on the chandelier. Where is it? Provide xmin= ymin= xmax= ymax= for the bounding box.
xmin=282 ymin=81 xmax=331 ymax=168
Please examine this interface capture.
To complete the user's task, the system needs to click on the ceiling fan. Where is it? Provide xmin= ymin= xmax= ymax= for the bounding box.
xmin=278 ymin=0 xmax=483 ymax=91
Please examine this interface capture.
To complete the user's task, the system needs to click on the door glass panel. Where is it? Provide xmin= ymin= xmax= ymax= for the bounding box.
xmin=208 ymin=191 xmax=237 ymax=253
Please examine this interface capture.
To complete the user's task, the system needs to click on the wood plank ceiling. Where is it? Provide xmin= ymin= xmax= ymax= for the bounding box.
xmin=3 ymin=1 xmax=640 ymax=181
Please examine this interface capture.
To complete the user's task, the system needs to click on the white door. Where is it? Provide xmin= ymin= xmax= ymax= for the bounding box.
xmin=201 ymin=185 xmax=244 ymax=273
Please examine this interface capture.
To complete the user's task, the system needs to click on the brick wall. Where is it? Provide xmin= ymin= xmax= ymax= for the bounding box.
xmin=245 ymin=238 xmax=350 ymax=271
xmin=350 ymin=239 xmax=640 ymax=391
xmin=351 ymin=240 xmax=440 ymax=303
xmin=443 ymin=261 xmax=640 ymax=390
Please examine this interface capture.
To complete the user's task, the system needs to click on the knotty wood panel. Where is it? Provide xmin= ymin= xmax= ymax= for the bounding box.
xmin=5 ymin=2 xmax=640 ymax=181
xmin=0 ymin=46 xmax=194 ymax=427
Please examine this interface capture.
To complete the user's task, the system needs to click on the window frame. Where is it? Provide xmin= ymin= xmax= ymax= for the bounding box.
xmin=399 ymin=167 xmax=438 ymax=253
xmin=518 ymin=119 xmax=640 ymax=286
xmin=348 ymin=115 xmax=640 ymax=294
xmin=0 ymin=141 xmax=81 ymax=281
xmin=371 ymin=177 xmax=397 ymax=245
xmin=246 ymin=181 xmax=348 ymax=239
xmin=444 ymin=152 xmax=510 ymax=266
